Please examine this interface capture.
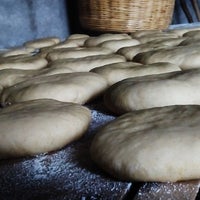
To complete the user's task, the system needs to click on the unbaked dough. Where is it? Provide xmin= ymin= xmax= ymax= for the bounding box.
xmin=91 ymin=62 xmax=180 ymax=85
xmin=134 ymin=32 xmax=178 ymax=44
xmin=0 ymin=66 xmax=75 ymax=91
xmin=133 ymin=45 xmax=200 ymax=70
xmin=131 ymin=30 xmax=162 ymax=38
xmin=90 ymin=105 xmax=200 ymax=182
xmin=99 ymin=39 xmax=140 ymax=52
xmin=24 ymin=37 xmax=60 ymax=49
xmin=0 ymin=99 xmax=91 ymax=159
xmin=46 ymin=47 xmax=113 ymax=61
xmin=0 ymin=55 xmax=48 ymax=70
xmin=1 ymin=47 xmax=36 ymax=57
xmin=1 ymin=72 xmax=108 ymax=106
xmin=0 ymin=68 xmax=36 ymax=89
xmin=47 ymin=54 xmax=126 ymax=72
xmin=84 ymin=33 xmax=131 ymax=47
xmin=117 ymin=43 xmax=168 ymax=61
xmin=104 ymin=69 xmax=200 ymax=114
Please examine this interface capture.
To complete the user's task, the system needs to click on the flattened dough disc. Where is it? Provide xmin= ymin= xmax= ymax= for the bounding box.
xmin=0 ymin=99 xmax=91 ymax=159
xmin=1 ymin=72 xmax=108 ymax=106
xmin=91 ymin=105 xmax=200 ymax=182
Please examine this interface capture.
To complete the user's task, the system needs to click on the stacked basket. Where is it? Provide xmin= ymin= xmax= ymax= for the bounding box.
xmin=78 ymin=0 xmax=175 ymax=32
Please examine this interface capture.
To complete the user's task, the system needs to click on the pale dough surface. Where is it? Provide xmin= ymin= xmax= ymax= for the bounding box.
xmin=47 ymin=54 xmax=126 ymax=72
xmin=0 ymin=68 xmax=36 ymax=89
xmin=167 ymin=27 xmax=200 ymax=36
xmin=1 ymin=72 xmax=108 ymax=106
xmin=131 ymin=30 xmax=162 ymax=38
xmin=104 ymin=69 xmax=200 ymax=114
xmin=84 ymin=33 xmax=131 ymax=47
xmin=46 ymin=47 xmax=113 ymax=61
xmin=91 ymin=62 xmax=180 ymax=85
xmin=134 ymin=32 xmax=178 ymax=44
xmin=0 ymin=66 xmax=75 ymax=91
xmin=24 ymin=37 xmax=60 ymax=49
xmin=90 ymin=105 xmax=200 ymax=182
xmin=1 ymin=47 xmax=36 ymax=57
xmin=118 ymin=43 xmax=168 ymax=61
xmin=0 ymin=55 xmax=48 ymax=70
xmin=133 ymin=45 xmax=200 ymax=70
xmin=99 ymin=39 xmax=140 ymax=52
xmin=0 ymin=99 xmax=91 ymax=159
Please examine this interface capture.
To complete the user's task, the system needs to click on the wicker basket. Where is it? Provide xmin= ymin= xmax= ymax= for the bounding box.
xmin=78 ymin=0 xmax=175 ymax=32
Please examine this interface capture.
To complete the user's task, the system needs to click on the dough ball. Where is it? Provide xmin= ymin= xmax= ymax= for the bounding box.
xmin=133 ymin=45 xmax=200 ymax=70
xmin=1 ymin=72 xmax=108 ymax=106
xmin=117 ymin=43 xmax=168 ymax=61
xmin=24 ymin=37 xmax=60 ymax=49
xmin=99 ymin=39 xmax=140 ymax=52
xmin=104 ymin=69 xmax=200 ymax=114
xmin=84 ymin=33 xmax=131 ymax=47
xmin=90 ymin=105 xmax=200 ymax=182
xmin=0 ymin=68 xmax=36 ymax=89
xmin=0 ymin=55 xmax=48 ymax=70
xmin=91 ymin=62 xmax=180 ymax=85
xmin=0 ymin=99 xmax=91 ymax=159
xmin=0 ymin=47 xmax=36 ymax=57
xmin=46 ymin=47 xmax=113 ymax=61
xmin=47 ymin=54 xmax=126 ymax=72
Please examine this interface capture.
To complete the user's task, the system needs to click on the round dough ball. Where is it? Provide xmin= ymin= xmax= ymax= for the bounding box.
xmin=99 ymin=39 xmax=140 ymax=52
xmin=46 ymin=47 xmax=113 ymax=61
xmin=104 ymin=69 xmax=200 ymax=114
xmin=24 ymin=37 xmax=60 ymax=48
xmin=0 ymin=55 xmax=48 ymax=70
xmin=47 ymin=54 xmax=126 ymax=72
xmin=90 ymin=105 xmax=200 ymax=182
xmin=91 ymin=62 xmax=180 ymax=85
xmin=1 ymin=72 xmax=108 ymax=106
xmin=84 ymin=33 xmax=131 ymax=47
xmin=0 ymin=99 xmax=91 ymax=159
xmin=1 ymin=47 xmax=36 ymax=57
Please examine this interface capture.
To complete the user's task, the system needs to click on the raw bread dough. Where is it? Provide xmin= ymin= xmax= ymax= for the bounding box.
xmin=0 ymin=99 xmax=91 ymax=159
xmin=0 ymin=69 xmax=36 ymax=89
xmin=47 ymin=54 xmax=126 ymax=72
xmin=46 ymin=47 xmax=113 ymax=61
xmin=0 ymin=53 xmax=124 ymax=89
xmin=0 ymin=55 xmax=48 ymax=70
xmin=90 ymin=105 xmax=200 ymax=182
xmin=167 ymin=27 xmax=200 ymax=36
xmin=179 ymin=38 xmax=200 ymax=46
xmin=104 ymin=69 xmax=200 ymax=114
xmin=131 ymin=30 xmax=162 ymax=38
xmin=0 ymin=55 xmax=113 ymax=90
xmin=38 ymin=47 xmax=81 ymax=58
xmin=183 ymin=30 xmax=200 ymax=38
xmin=84 ymin=33 xmax=131 ymax=47
xmin=117 ymin=43 xmax=168 ymax=61
xmin=134 ymin=33 xmax=178 ymax=44
xmin=91 ymin=62 xmax=180 ymax=85
xmin=24 ymin=37 xmax=60 ymax=48
xmin=66 ymin=34 xmax=90 ymax=46
xmin=0 ymin=47 xmax=36 ymax=57
xmin=99 ymin=39 xmax=140 ymax=52
xmin=0 ymin=66 xmax=76 ymax=91
xmin=133 ymin=45 xmax=200 ymax=70
xmin=147 ymin=37 xmax=185 ymax=47
xmin=1 ymin=72 xmax=108 ymax=106
xmin=67 ymin=34 xmax=89 ymax=40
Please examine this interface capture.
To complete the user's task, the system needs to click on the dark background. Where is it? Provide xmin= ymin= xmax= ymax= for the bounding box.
xmin=0 ymin=0 xmax=199 ymax=48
